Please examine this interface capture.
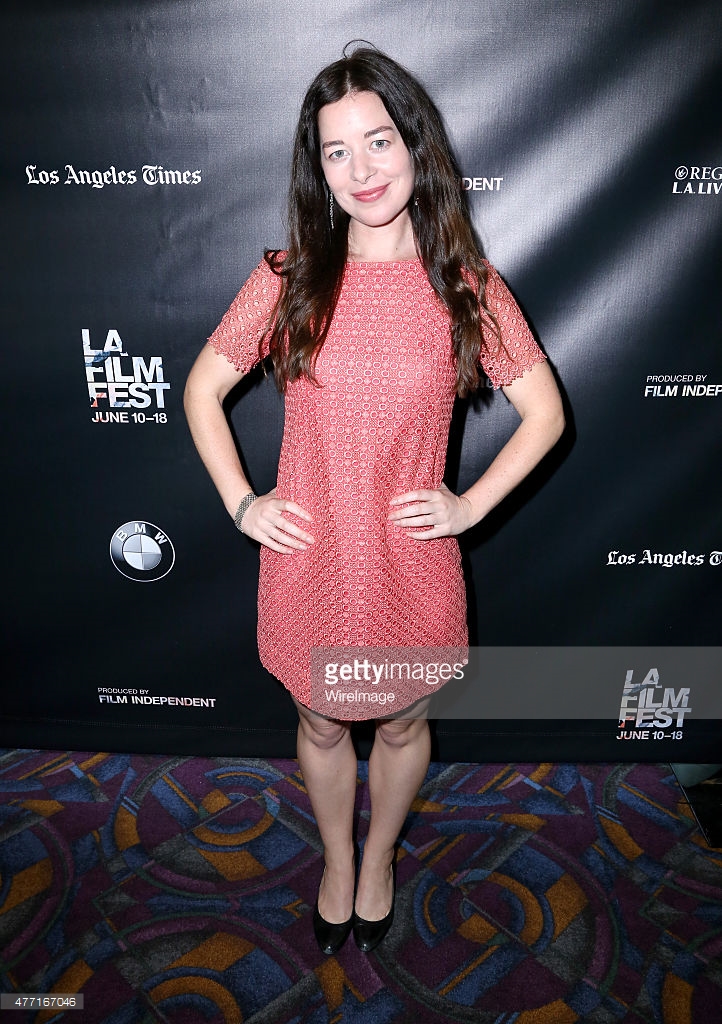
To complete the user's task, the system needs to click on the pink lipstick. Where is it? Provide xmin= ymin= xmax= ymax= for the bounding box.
xmin=352 ymin=184 xmax=389 ymax=202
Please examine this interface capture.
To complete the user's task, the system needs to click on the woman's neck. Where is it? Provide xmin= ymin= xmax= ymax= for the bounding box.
xmin=346 ymin=214 xmax=417 ymax=263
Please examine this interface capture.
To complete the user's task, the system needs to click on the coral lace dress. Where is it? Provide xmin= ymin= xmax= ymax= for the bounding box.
xmin=209 ymin=258 xmax=544 ymax=717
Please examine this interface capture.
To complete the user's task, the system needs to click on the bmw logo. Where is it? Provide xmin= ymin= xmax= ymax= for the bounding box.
xmin=110 ymin=521 xmax=175 ymax=581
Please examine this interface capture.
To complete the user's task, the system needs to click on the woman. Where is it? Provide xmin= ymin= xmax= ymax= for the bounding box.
xmin=184 ymin=46 xmax=564 ymax=955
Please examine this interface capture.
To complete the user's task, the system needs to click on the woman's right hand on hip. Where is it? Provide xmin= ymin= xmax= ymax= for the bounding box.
xmin=240 ymin=488 xmax=315 ymax=553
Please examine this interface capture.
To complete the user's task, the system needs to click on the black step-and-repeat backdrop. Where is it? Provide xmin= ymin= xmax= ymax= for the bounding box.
xmin=2 ymin=1 xmax=720 ymax=761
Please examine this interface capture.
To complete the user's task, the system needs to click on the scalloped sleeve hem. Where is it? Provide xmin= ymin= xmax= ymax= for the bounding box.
xmin=208 ymin=258 xmax=281 ymax=375
xmin=480 ymin=262 xmax=546 ymax=389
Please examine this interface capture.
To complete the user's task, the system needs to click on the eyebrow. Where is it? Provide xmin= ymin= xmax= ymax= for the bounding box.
xmin=321 ymin=125 xmax=396 ymax=151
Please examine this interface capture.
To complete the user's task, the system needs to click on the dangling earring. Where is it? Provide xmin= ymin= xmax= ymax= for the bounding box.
xmin=329 ymin=191 xmax=334 ymax=229
xmin=414 ymin=195 xmax=419 ymax=207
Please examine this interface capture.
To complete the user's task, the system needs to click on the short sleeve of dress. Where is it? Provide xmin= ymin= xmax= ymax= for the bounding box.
xmin=208 ymin=258 xmax=281 ymax=375
xmin=480 ymin=261 xmax=546 ymax=389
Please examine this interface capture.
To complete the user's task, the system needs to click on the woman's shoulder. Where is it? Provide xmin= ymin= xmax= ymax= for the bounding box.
xmin=261 ymin=249 xmax=288 ymax=274
xmin=233 ymin=251 xmax=286 ymax=294
xmin=220 ymin=253 xmax=284 ymax=315
xmin=478 ymin=260 xmax=522 ymax=307
xmin=479 ymin=257 xmax=498 ymax=282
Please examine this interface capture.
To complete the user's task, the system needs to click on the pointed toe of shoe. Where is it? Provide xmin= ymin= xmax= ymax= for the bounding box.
xmin=352 ymin=905 xmax=394 ymax=953
xmin=313 ymin=904 xmax=353 ymax=955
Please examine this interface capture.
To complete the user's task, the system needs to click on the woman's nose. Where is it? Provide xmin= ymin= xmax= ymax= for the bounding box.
xmin=350 ymin=153 xmax=374 ymax=184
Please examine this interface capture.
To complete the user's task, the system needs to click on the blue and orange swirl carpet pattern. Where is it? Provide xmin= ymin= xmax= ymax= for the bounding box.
xmin=0 ymin=753 xmax=720 ymax=1023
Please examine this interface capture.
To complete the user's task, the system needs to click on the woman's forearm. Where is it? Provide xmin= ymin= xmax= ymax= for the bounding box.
xmin=184 ymin=370 xmax=254 ymax=518
xmin=460 ymin=405 xmax=565 ymax=526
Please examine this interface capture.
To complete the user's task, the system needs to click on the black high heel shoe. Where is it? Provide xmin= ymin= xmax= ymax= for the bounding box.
xmin=313 ymin=867 xmax=354 ymax=955
xmin=352 ymin=862 xmax=396 ymax=953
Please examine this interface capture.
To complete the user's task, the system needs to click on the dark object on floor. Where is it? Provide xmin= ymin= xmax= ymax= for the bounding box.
xmin=671 ymin=763 xmax=722 ymax=847
xmin=312 ymin=901 xmax=354 ymax=955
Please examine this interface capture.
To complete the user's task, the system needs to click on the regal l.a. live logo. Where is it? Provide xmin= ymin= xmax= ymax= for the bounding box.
xmin=616 ymin=667 xmax=691 ymax=741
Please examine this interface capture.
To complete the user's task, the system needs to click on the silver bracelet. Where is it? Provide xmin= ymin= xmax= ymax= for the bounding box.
xmin=233 ymin=493 xmax=257 ymax=534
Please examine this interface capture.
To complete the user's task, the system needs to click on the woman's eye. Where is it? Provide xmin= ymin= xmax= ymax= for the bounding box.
xmin=328 ymin=149 xmax=346 ymax=160
xmin=371 ymin=139 xmax=390 ymax=151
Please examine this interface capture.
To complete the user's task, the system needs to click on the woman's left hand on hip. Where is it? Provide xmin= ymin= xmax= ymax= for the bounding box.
xmin=387 ymin=484 xmax=473 ymax=539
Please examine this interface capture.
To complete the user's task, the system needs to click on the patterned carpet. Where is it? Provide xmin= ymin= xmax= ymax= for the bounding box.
xmin=0 ymin=752 xmax=721 ymax=1024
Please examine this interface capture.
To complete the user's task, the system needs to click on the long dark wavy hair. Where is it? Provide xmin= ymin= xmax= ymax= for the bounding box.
xmin=263 ymin=46 xmax=501 ymax=396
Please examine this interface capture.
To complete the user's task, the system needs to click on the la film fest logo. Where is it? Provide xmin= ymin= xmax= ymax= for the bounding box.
xmin=26 ymin=164 xmax=202 ymax=188
xmin=110 ymin=521 xmax=175 ymax=581
xmin=84 ymin=329 xmax=169 ymax=423
xmin=672 ymin=165 xmax=722 ymax=194
xmin=617 ymin=667 xmax=690 ymax=741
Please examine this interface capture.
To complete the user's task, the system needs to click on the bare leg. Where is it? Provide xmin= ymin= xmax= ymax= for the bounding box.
xmin=294 ymin=697 xmax=357 ymax=923
xmin=355 ymin=705 xmax=431 ymax=920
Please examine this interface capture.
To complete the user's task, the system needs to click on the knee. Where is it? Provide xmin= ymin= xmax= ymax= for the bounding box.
xmin=298 ymin=712 xmax=350 ymax=752
xmin=375 ymin=718 xmax=428 ymax=750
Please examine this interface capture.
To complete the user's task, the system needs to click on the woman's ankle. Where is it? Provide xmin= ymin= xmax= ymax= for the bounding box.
xmin=322 ymin=841 xmax=356 ymax=871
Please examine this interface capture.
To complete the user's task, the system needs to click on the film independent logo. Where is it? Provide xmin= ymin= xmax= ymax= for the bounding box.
xmin=109 ymin=520 xmax=175 ymax=582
